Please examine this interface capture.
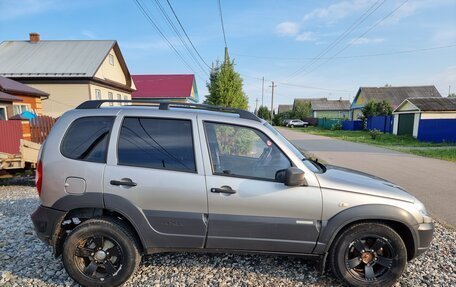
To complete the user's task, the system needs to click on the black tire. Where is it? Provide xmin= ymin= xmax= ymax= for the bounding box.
xmin=62 ymin=218 xmax=141 ymax=287
xmin=329 ymin=222 xmax=407 ymax=287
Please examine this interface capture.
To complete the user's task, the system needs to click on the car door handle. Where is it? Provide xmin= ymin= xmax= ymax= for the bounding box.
xmin=110 ymin=179 xmax=137 ymax=187
xmin=211 ymin=186 xmax=236 ymax=194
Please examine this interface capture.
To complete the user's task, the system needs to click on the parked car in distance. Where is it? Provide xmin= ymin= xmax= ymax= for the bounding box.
xmin=287 ymin=119 xmax=309 ymax=128
xmin=282 ymin=118 xmax=292 ymax=126
xmin=32 ymin=100 xmax=433 ymax=287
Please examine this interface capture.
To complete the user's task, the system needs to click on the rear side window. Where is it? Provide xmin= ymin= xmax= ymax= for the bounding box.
xmin=118 ymin=117 xmax=196 ymax=172
xmin=61 ymin=116 xmax=114 ymax=163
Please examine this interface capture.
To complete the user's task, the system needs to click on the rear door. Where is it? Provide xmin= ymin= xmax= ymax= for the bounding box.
xmin=103 ymin=111 xmax=208 ymax=249
xmin=200 ymin=119 xmax=322 ymax=254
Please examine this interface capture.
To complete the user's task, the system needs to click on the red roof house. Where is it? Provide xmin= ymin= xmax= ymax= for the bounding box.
xmin=132 ymin=74 xmax=199 ymax=103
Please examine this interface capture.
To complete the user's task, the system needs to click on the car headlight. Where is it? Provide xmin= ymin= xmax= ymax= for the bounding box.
xmin=414 ymin=199 xmax=428 ymax=216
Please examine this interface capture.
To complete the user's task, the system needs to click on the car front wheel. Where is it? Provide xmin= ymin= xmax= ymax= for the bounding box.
xmin=329 ymin=222 xmax=407 ymax=287
xmin=62 ymin=218 xmax=141 ymax=287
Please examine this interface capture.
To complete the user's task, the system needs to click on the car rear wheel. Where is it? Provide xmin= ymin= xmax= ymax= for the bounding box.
xmin=290 ymin=124 xmax=294 ymax=128
xmin=62 ymin=218 xmax=141 ymax=287
xmin=329 ymin=222 xmax=407 ymax=287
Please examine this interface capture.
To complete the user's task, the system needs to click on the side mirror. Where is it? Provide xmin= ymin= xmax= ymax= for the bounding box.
xmin=276 ymin=167 xmax=307 ymax=186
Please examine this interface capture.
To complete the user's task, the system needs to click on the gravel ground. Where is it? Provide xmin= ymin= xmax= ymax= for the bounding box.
xmin=0 ymin=185 xmax=455 ymax=287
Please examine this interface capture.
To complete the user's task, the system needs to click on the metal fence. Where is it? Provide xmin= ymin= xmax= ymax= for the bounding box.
xmin=342 ymin=120 xmax=363 ymax=131
xmin=418 ymin=119 xmax=456 ymax=143
xmin=317 ymin=118 xmax=341 ymax=129
xmin=367 ymin=116 xmax=394 ymax=133
xmin=30 ymin=116 xmax=57 ymax=144
xmin=0 ymin=120 xmax=23 ymax=154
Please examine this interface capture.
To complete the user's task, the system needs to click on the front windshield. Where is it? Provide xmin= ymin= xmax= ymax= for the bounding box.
xmin=263 ymin=122 xmax=323 ymax=172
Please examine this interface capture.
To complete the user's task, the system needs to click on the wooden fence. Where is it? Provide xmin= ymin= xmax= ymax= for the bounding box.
xmin=30 ymin=116 xmax=57 ymax=144
xmin=0 ymin=120 xmax=23 ymax=154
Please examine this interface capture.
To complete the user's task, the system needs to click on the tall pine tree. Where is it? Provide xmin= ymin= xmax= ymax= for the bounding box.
xmin=205 ymin=57 xmax=248 ymax=110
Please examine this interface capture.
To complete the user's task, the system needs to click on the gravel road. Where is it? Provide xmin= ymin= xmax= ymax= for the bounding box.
xmin=0 ymin=185 xmax=455 ymax=286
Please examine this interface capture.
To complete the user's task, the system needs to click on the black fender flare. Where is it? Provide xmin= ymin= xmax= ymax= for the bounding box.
xmin=313 ymin=204 xmax=420 ymax=255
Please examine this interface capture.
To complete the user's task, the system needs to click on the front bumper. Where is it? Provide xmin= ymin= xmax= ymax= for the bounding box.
xmin=415 ymin=222 xmax=434 ymax=257
xmin=31 ymin=205 xmax=66 ymax=245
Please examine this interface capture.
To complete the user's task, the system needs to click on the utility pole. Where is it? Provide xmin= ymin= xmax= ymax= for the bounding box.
xmin=261 ymin=76 xmax=265 ymax=106
xmin=269 ymin=81 xmax=277 ymax=122
xmin=255 ymin=98 xmax=259 ymax=114
xmin=224 ymin=47 xmax=229 ymax=65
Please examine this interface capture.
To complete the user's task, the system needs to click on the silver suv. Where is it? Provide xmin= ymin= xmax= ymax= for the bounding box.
xmin=31 ymin=100 xmax=434 ymax=287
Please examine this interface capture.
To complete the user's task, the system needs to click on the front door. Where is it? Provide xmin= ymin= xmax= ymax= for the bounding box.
xmin=201 ymin=121 xmax=322 ymax=254
xmin=104 ymin=114 xmax=208 ymax=249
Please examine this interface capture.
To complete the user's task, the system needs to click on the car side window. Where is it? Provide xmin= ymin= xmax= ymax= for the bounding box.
xmin=117 ymin=117 xmax=196 ymax=172
xmin=61 ymin=116 xmax=115 ymax=163
xmin=204 ymin=122 xmax=291 ymax=180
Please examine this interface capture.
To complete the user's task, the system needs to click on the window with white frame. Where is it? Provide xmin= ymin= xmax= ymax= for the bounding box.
xmin=13 ymin=104 xmax=30 ymax=115
xmin=109 ymin=54 xmax=114 ymax=65
xmin=95 ymin=89 xmax=101 ymax=100
xmin=124 ymin=95 xmax=129 ymax=105
xmin=0 ymin=106 xmax=7 ymax=120
xmin=108 ymin=92 xmax=113 ymax=106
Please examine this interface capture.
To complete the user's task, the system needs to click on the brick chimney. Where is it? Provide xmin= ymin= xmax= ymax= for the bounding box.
xmin=29 ymin=32 xmax=40 ymax=43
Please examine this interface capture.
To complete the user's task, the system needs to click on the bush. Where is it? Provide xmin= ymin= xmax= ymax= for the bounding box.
xmin=369 ymin=129 xmax=381 ymax=140
xmin=331 ymin=122 xmax=342 ymax=131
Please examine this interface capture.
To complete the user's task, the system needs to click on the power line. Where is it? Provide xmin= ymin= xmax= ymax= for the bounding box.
xmin=303 ymin=0 xmax=410 ymax=76
xmin=150 ymin=0 xmax=208 ymax=75
xmin=165 ymin=0 xmax=211 ymax=69
xmin=241 ymin=74 xmax=354 ymax=93
xmin=287 ymin=0 xmax=386 ymax=80
xmin=232 ymin=44 xmax=456 ymax=61
xmin=218 ymin=0 xmax=228 ymax=48
xmin=132 ymin=0 xmax=202 ymax=79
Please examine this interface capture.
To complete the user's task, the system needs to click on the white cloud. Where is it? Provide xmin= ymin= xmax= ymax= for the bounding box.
xmin=349 ymin=37 xmax=384 ymax=45
xmin=0 ymin=0 xmax=57 ymax=21
xmin=81 ymin=30 xmax=97 ymax=39
xmin=380 ymin=1 xmax=417 ymax=26
xmin=431 ymin=66 xmax=456 ymax=96
xmin=122 ymin=41 xmax=169 ymax=50
xmin=275 ymin=21 xmax=300 ymax=36
xmin=295 ymin=32 xmax=315 ymax=42
xmin=433 ymin=30 xmax=456 ymax=45
xmin=302 ymin=0 xmax=370 ymax=22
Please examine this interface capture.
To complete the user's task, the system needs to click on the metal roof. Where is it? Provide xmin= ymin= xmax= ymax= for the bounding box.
xmin=0 ymin=91 xmax=23 ymax=102
xmin=277 ymin=104 xmax=293 ymax=113
xmin=293 ymin=98 xmax=350 ymax=111
xmin=355 ymin=86 xmax=441 ymax=109
xmin=132 ymin=74 xmax=196 ymax=99
xmin=0 ymin=40 xmax=115 ymax=78
xmin=310 ymin=98 xmax=350 ymax=111
xmin=403 ymin=97 xmax=456 ymax=112
xmin=0 ymin=76 xmax=48 ymax=97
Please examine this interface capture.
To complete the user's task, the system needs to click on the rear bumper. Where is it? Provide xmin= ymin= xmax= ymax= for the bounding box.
xmin=415 ymin=222 xmax=434 ymax=257
xmin=31 ymin=205 xmax=66 ymax=245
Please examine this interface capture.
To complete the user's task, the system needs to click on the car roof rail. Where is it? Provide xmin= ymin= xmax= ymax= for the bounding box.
xmin=76 ymin=100 xmax=261 ymax=122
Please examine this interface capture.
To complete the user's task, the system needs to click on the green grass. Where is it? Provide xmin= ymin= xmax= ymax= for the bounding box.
xmin=296 ymin=126 xmax=452 ymax=147
xmin=291 ymin=126 xmax=456 ymax=162
xmin=401 ymin=148 xmax=456 ymax=162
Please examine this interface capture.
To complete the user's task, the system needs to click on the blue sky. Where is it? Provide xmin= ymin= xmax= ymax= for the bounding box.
xmin=1 ymin=0 xmax=455 ymax=111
